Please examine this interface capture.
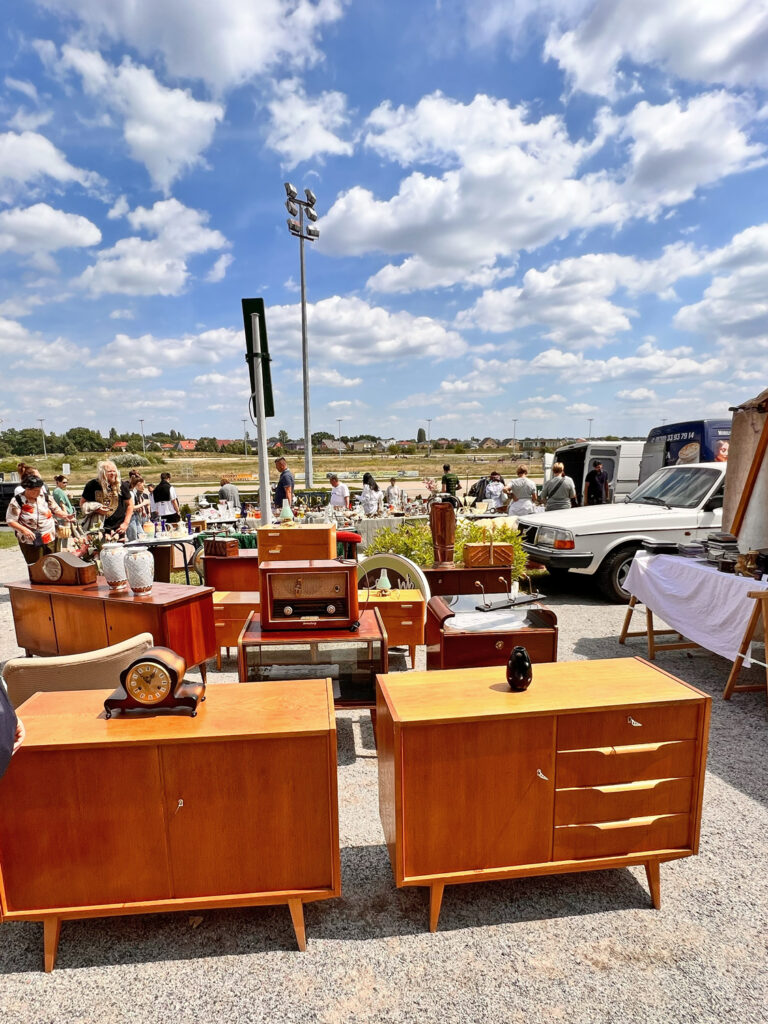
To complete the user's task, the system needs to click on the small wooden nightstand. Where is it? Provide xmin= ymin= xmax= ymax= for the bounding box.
xmin=359 ymin=589 xmax=425 ymax=665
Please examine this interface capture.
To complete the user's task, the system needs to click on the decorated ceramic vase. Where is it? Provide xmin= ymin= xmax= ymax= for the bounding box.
xmin=100 ymin=542 xmax=127 ymax=592
xmin=506 ymin=645 xmax=533 ymax=692
xmin=124 ymin=545 xmax=154 ymax=596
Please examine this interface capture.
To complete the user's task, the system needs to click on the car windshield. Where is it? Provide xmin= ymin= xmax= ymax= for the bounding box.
xmin=627 ymin=467 xmax=721 ymax=509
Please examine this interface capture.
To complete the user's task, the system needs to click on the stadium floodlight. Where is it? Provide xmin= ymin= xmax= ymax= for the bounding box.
xmin=304 ymin=188 xmax=317 ymax=206
xmin=284 ymin=182 xmax=298 ymax=199
xmin=285 ymin=199 xmax=299 ymax=216
xmin=306 ymin=225 xmax=320 ymax=239
xmin=306 ymin=206 xmax=318 ymax=222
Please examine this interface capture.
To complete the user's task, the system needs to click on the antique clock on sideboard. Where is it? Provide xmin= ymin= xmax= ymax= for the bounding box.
xmin=28 ymin=551 xmax=97 ymax=586
xmin=104 ymin=647 xmax=205 ymax=718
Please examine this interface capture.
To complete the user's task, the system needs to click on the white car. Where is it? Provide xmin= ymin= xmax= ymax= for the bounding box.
xmin=518 ymin=463 xmax=727 ymax=601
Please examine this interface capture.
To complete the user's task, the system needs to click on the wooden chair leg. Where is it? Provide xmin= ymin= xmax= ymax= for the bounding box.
xmin=646 ymin=608 xmax=656 ymax=660
xmin=199 ymin=662 xmax=208 ymax=684
xmin=429 ymin=882 xmax=445 ymax=932
xmin=44 ymin=917 xmax=61 ymax=972
xmin=619 ymin=596 xmax=637 ymax=644
xmin=645 ymin=861 xmax=661 ymax=909
xmin=288 ymin=898 xmax=306 ymax=951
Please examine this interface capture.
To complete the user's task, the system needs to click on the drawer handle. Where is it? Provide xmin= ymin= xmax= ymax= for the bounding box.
xmin=495 ymin=641 xmax=504 ymax=650
xmin=628 ymin=716 xmax=643 ymax=727
xmin=401 ymin=620 xmax=414 ymax=626
xmin=268 ymin=548 xmax=281 ymax=553
xmin=176 ymin=799 xmax=184 ymax=813
xmin=401 ymin=604 xmax=413 ymax=609
xmin=536 ymin=769 xmax=549 ymax=781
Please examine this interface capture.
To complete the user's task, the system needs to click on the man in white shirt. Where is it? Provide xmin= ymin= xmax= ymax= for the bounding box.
xmin=384 ymin=477 xmax=404 ymax=508
xmin=329 ymin=474 xmax=350 ymax=509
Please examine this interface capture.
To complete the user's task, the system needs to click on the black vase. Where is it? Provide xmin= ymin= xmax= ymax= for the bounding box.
xmin=506 ymin=646 xmax=532 ymax=691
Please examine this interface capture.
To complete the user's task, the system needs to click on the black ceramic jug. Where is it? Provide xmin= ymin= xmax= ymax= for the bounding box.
xmin=506 ymin=645 xmax=532 ymax=691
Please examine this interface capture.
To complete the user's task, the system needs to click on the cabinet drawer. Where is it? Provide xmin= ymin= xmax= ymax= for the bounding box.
xmin=557 ymin=740 xmax=697 ymax=788
xmin=215 ymin=621 xmax=246 ymax=646
xmin=558 ymin=704 xmax=700 ymax=751
xmin=553 ymin=812 xmax=691 ymax=861
xmin=555 ymin=777 xmax=694 ymax=826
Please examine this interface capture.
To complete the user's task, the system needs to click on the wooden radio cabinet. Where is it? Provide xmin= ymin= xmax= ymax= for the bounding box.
xmin=259 ymin=559 xmax=359 ymax=631
xmin=0 ymin=680 xmax=340 ymax=971
xmin=376 ymin=657 xmax=710 ymax=931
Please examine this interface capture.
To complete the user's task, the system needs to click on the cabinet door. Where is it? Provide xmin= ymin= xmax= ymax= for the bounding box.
xmin=164 ymin=596 xmax=215 ymax=667
xmin=0 ymin=746 xmax=171 ymax=911
xmin=10 ymin=589 xmax=57 ymax=653
xmin=162 ymin=737 xmax=336 ymax=898
xmin=401 ymin=716 xmax=555 ymax=878
xmin=50 ymin=595 xmax=108 ymax=654
xmin=105 ymin=601 xmax=161 ymax=646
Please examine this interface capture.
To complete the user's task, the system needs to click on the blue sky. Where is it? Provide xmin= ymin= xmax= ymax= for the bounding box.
xmin=1 ymin=0 xmax=767 ymax=442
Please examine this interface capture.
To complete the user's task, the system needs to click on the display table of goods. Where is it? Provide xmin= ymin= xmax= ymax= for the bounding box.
xmin=6 ymin=578 xmax=215 ymax=680
xmin=256 ymin=523 xmax=336 ymax=562
xmin=426 ymin=594 xmax=557 ymax=670
xmin=357 ymin=588 xmax=426 ymax=664
xmin=376 ymin=657 xmax=710 ymax=931
xmin=238 ymin=609 xmax=388 ymax=710
xmin=0 ymin=679 xmax=340 ymax=971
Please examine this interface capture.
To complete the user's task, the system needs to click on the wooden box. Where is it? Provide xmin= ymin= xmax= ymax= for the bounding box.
xmin=204 ymin=538 xmax=239 ymax=558
xmin=259 ymin=559 xmax=359 ymax=631
xmin=0 ymin=680 xmax=340 ymax=970
xmin=257 ymin=524 xmax=336 ymax=562
xmin=376 ymin=657 xmax=710 ymax=932
xmin=463 ymin=542 xmax=516 ymax=567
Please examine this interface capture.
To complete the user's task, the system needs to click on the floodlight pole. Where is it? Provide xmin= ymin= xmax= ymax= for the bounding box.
xmin=588 ymin=418 xmax=594 ymax=439
xmin=38 ymin=418 xmax=46 ymax=457
xmin=337 ymin=417 xmax=343 ymax=458
xmin=298 ymin=204 xmax=313 ymax=489
xmin=426 ymin=418 xmax=432 ymax=458
xmin=139 ymin=418 xmax=146 ymax=453
xmin=251 ymin=312 xmax=273 ymax=524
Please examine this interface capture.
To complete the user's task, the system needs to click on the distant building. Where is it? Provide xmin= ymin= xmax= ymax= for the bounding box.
xmin=349 ymin=440 xmax=373 ymax=452
xmin=321 ymin=438 xmax=347 ymax=452
xmin=111 ymin=441 xmax=128 ymax=451
xmin=176 ymin=440 xmax=197 ymax=452
xmin=479 ymin=437 xmax=499 ymax=449
xmin=216 ymin=439 xmax=235 ymax=450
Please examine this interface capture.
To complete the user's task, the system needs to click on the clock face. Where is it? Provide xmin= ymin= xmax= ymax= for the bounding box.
xmin=42 ymin=555 xmax=63 ymax=581
xmin=125 ymin=662 xmax=173 ymax=705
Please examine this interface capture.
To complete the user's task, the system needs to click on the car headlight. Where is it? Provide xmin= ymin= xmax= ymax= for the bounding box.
xmin=537 ymin=527 xmax=575 ymax=550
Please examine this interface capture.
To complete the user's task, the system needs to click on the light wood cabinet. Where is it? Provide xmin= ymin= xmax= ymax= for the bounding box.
xmin=360 ymin=589 xmax=425 ymax=664
xmin=7 ymin=578 xmax=215 ymax=677
xmin=0 ymin=680 xmax=340 ymax=971
xmin=256 ymin=524 xmax=336 ymax=561
xmin=377 ymin=657 xmax=710 ymax=931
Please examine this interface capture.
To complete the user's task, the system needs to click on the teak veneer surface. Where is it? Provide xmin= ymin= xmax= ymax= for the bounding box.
xmin=241 ymin=608 xmax=382 ymax=645
xmin=5 ymin=577 xmax=213 ymax=607
xmin=15 ymin=679 xmax=334 ymax=749
xmin=378 ymin=657 xmax=704 ymax=724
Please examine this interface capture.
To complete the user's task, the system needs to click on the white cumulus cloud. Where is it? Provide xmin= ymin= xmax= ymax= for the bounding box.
xmin=0 ymin=203 xmax=101 ymax=255
xmin=266 ymin=78 xmax=352 ymax=168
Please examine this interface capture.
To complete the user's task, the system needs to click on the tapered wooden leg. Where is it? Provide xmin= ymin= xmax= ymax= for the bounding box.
xmin=199 ymin=662 xmax=208 ymax=684
xmin=216 ymin=649 xmax=222 ymax=670
xmin=645 ymin=608 xmax=656 ymax=660
xmin=288 ymin=898 xmax=306 ymax=951
xmin=409 ymin=645 xmax=416 ymax=665
xmin=619 ymin=596 xmax=637 ymax=644
xmin=429 ymin=882 xmax=445 ymax=932
xmin=44 ymin=917 xmax=61 ymax=973
xmin=645 ymin=861 xmax=661 ymax=909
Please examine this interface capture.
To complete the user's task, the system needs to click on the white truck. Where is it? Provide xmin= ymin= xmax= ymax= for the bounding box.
xmin=554 ymin=440 xmax=644 ymax=503
xmin=518 ymin=462 xmax=727 ymax=601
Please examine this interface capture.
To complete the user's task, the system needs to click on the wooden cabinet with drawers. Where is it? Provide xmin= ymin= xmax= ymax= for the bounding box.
xmin=212 ymin=590 xmax=260 ymax=668
xmin=359 ymin=589 xmax=425 ymax=664
xmin=376 ymin=657 xmax=710 ymax=931
xmin=256 ymin=524 xmax=336 ymax=562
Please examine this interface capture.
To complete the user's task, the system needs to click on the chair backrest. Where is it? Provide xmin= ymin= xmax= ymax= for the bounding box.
xmin=2 ymin=632 xmax=155 ymax=709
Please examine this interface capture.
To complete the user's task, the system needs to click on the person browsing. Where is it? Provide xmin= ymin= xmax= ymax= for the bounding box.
xmin=152 ymin=472 xmax=180 ymax=523
xmin=80 ymin=460 xmax=134 ymax=534
xmin=329 ymin=474 xmax=350 ymax=509
xmin=539 ymin=462 xmax=577 ymax=511
xmin=273 ymin=457 xmax=294 ymax=509
xmin=7 ymin=474 xmax=73 ymax=563
xmin=584 ymin=460 xmax=610 ymax=506
xmin=505 ymin=464 xmax=537 ymax=515
xmin=441 ymin=464 xmax=462 ymax=498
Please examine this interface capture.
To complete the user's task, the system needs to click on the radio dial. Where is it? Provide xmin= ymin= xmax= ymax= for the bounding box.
xmin=283 ymin=605 xmax=293 ymax=616
xmin=326 ymin=604 xmax=336 ymax=615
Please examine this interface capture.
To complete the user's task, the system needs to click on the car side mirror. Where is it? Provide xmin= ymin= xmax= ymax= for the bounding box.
xmin=703 ymin=495 xmax=724 ymax=511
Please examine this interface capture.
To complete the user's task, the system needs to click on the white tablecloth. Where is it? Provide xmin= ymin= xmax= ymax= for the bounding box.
xmin=624 ymin=552 xmax=768 ymax=664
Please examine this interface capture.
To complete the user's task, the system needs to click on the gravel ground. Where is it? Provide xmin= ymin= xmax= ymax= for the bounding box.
xmin=1 ymin=545 xmax=767 ymax=1024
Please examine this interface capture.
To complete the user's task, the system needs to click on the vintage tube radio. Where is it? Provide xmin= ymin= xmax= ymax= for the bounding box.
xmin=259 ymin=559 xmax=359 ymax=631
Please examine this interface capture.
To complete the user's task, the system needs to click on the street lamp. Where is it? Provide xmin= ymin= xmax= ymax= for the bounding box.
xmin=242 ymin=418 xmax=248 ymax=457
xmin=588 ymin=418 xmax=594 ymax=439
xmin=512 ymin=418 xmax=518 ymax=451
xmin=426 ymin=418 xmax=432 ymax=458
xmin=38 ymin=418 xmax=46 ymax=457
xmin=284 ymin=182 xmax=320 ymax=489
xmin=336 ymin=417 xmax=344 ymax=458
xmin=139 ymin=418 xmax=146 ymax=453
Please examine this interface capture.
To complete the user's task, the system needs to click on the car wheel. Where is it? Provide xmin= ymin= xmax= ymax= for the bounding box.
xmin=597 ymin=546 xmax=640 ymax=603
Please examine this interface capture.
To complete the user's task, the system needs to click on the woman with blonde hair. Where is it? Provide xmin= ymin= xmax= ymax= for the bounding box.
xmin=539 ymin=462 xmax=577 ymax=511
xmin=80 ymin=460 xmax=134 ymax=535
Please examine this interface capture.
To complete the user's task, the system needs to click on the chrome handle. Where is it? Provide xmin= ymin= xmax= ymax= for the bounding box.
xmin=536 ymin=769 xmax=549 ymax=781
xmin=175 ymin=799 xmax=184 ymax=813
xmin=495 ymin=641 xmax=504 ymax=650
xmin=627 ymin=716 xmax=642 ymax=727
xmin=268 ymin=547 xmax=280 ymax=553
xmin=401 ymin=620 xmax=413 ymax=626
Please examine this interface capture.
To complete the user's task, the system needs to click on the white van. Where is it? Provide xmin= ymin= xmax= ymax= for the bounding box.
xmin=554 ymin=441 xmax=644 ymax=504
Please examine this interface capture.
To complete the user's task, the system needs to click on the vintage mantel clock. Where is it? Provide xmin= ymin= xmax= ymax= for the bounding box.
xmin=104 ymin=647 xmax=205 ymax=718
xmin=28 ymin=551 xmax=97 ymax=586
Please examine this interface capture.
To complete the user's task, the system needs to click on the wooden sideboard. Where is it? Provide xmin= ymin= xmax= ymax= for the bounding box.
xmin=426 ymin=596 xmax=557 ymax=670
xmin=0 ymin=680 xmax=340 ymax=971
xmin=257 ymin=523 xmax=336 ymax=562
xmin=377 ymin=657 xmax=710 ymax=931
xmin=6 ymin=578 xmax=215 ymax=678
xmin=202 ymin=549 xmax=259 ymax=590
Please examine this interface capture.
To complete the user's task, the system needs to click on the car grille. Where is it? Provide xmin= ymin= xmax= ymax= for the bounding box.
xmin=520 ymin=523 xmax=538 ymax=545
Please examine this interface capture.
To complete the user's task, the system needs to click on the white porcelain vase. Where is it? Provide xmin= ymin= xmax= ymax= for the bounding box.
xmin=101 ymin=542 xmax=127 ymax=591
xmin=124 ymin=545 xmax=154 ymax=595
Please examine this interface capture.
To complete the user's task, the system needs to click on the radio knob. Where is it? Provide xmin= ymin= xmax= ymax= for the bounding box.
xmin=334 ymin=585 xmax=340 ymax=593
xmin=326 ymin=604 xmax=336 ymax=614
xmin=284 ymin=605 xmax=293 ymax=616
